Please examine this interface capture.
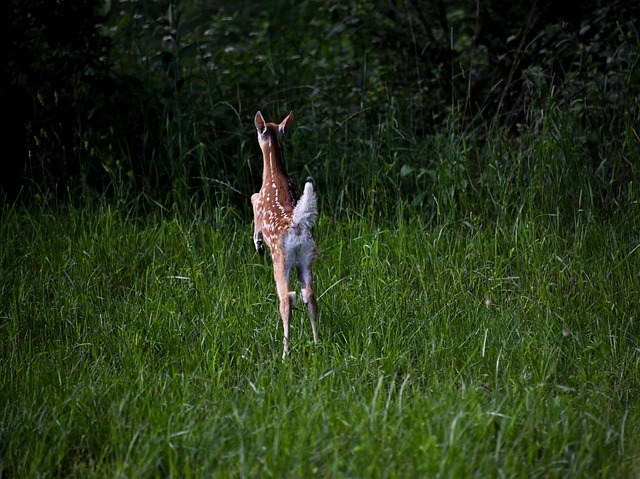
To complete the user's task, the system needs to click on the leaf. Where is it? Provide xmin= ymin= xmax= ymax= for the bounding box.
xmin=400 ymin=165 xmax=415 ymax=177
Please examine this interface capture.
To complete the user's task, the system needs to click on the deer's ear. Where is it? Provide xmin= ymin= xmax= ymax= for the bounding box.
xmin=255 ymin=111 xmax=267 ymax=135
xmin=279 ymin=111 xmax=294 ymax=137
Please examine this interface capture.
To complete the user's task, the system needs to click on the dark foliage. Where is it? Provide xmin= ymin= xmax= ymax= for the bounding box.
xmin=1 ymin=0 xmax=112 ymax=200
xmin=1 ymin=0 xmax=638 ymax=210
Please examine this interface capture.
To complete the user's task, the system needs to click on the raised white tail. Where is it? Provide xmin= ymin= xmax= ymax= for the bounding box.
xmin=292 ymin=182 xmax=317 ymax=229
xmin=250 ymin=111 xmax=319 ymax=359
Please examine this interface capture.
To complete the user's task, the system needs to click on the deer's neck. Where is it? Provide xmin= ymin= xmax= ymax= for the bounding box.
xmin=261 ymin=137 xmax=288 ymax=183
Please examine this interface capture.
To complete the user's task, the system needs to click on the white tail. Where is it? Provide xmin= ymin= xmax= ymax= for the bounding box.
xmin=250 ymin=111 xmax=319 ymax=359
xmin=292 ymin=182 xmax=317 ymax=229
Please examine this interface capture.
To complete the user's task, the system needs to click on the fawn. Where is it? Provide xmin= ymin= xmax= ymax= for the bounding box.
xmin=251 ymin=111 xmax=319 ymax=359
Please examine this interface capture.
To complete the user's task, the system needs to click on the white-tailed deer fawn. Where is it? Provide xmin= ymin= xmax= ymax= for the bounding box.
xmin=251 ymin=111 xmax=319 ymax=359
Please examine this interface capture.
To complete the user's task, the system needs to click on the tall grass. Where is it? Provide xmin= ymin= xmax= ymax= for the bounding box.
xmin=2 ymin=98 xmax=639 ymax=476
xmin=4 ymin=2 xmax=639 ymax=475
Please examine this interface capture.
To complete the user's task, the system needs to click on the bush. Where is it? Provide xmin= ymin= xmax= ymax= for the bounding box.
xmin=2 ymin=0 xmax=638 ymax=216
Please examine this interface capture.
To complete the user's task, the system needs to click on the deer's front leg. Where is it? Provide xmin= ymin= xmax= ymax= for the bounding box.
xmin=251 ymin=193 xmax=265 ymax=256
xmin=254 ymin=230 xmax=264 ymax=256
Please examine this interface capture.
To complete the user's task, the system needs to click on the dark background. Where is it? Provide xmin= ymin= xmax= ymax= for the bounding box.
xmin=2 ymin=0 xmax=638 ymax=209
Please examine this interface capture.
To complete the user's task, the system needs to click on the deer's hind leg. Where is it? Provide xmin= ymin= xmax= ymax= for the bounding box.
xmin=273 ymin=254 xmax=296 ymax=359
xmin=297 ymin=261 xmax=318 ymax=344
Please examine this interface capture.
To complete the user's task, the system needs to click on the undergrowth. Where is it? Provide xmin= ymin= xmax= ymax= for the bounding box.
xmin=1 ymin=113 xmax=639 ymax=475
xmin=4 ymin=2 xmax=640 ymax=475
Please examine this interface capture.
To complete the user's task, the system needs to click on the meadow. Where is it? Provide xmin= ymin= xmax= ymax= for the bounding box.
xmin=2 ymin=121 xmax=639 ymax=477
xmin=3 ymin=0 xmax=640 ymax=476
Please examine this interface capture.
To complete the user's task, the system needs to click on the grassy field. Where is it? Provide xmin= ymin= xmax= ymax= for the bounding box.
xmin=4 ymin=2 xmax=639 ymax=475
xmin=1 ymin=184 xmax=639 ymax=477
xmin=3 ymin=0 xmax=639 ymax=474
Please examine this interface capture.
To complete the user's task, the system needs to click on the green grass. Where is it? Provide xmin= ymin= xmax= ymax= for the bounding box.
xmin=4 ymin=5 xmax=639 ymax=474
xmin=1 ymin=189 xmax=639 ymax=477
